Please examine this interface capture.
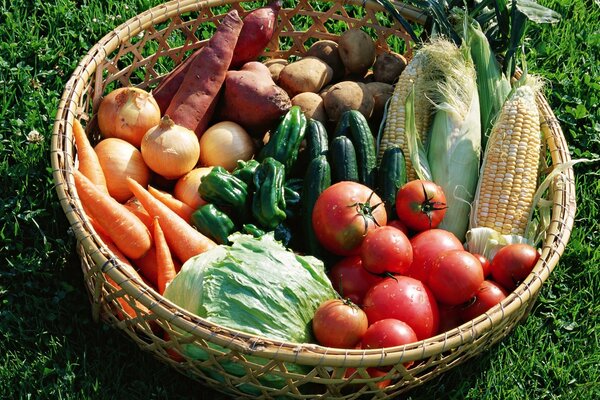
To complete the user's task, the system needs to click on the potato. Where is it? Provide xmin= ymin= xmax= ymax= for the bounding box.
xmin=291 ymin=92 xmax=327 ymax=124
xmin=278 ymin=56 xmax=334 ymax=97
xmin=373 ymin=52 xmax=407 ymax=84
xmin=338 ymin=29 xmax=376 ymax=76
xmin=264 ymin=58 xmax=288 ymax=83
xmin=366 ymin=82 xmax=394 ymax=126
xmin=323 ymin=81 xmax=375 ymax=122
xmin=306 ymin=40 xmax=345 ymax=81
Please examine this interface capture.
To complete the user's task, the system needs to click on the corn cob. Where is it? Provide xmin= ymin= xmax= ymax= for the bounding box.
xmin=470 ymin=79 xmax=542 ymax=237
xmin=378 ymin=52 xmax=432 ymax=180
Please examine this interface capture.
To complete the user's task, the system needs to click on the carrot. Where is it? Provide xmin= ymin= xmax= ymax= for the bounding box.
xmin=153 ymin=217 xmax=177 ymax=294
xmin=165 ymin=9 xmax=243 ymax=137
xmin=74 ymin=170 xmax=152 ymax=260
xmin=148 ymin=186 xmax=194 ymax=223
xmin=124 ymin=196 xmax=154 ymax=229
xmin=132 ymin=246 xmax=158 ymax=288
xmin=126 ymin=177 xmax=217 ymax=263
xmin=72 ymin=118 xmax=108 ymax=192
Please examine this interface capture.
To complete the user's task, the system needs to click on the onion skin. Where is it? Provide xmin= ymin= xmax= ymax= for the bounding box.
xmin=97 ymin=87 xmax=161 ymax=147
xmin=141 ymin=115 xmax=200 ymax=180
xmin=199 ymin=121 xmax=255 ymax=171
xmin=95 ymin=138 xmax=151 ymax=203
xmin=174 ymin=167 xmax=213 ymax=209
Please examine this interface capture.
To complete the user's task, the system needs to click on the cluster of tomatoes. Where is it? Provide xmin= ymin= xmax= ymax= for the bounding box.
xmin=310 ymin=180 xmax=540 ymax=353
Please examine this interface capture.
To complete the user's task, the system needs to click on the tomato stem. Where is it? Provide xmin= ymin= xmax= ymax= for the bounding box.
xmin=420 ymin=182 xmax=447 ymax=228
xmin=348 ymin=191 xmax=385 ymax=235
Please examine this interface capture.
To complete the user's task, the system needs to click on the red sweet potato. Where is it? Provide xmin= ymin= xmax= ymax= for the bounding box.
xmin=230 ymin=0 xmax=281 ymax=69
xmin=152 ymin=52 xmax=200 ymax=115
xmin=165 ymin=10 xmax=243 ymax=137
xmin=218 ymin=61 xmax=291 ymax=136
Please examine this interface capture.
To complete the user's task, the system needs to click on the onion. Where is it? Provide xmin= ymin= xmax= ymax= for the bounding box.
xmin=174 ymin=167 xmax=213 ymax=209
xmin=95 ymin=138 xmax=151 ymax=202
xmin=97 ymin=87 xmax=161 ymax=147
xmin=141 ymin=116 xmax=200 ymax=180
xmin=199 ymin=121 xmax=255 ymax=171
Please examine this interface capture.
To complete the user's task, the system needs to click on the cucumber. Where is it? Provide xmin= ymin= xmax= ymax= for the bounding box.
xmin=301 ymin=155 xmax=331 ymax=259
xmin=258 ymin=106 xmax=307 ymax=173
xmin=329 ymin=136 xmax=359 ymax=183
xmin=305 ymin=118 xmax=329 ymax=160
xmin=331 ymin=109 xmax=352 ymax=140
xmin=346 ymin=110 xmax=377 ymax=188
xmin=377 ymin=146 xmax=407 ymax=217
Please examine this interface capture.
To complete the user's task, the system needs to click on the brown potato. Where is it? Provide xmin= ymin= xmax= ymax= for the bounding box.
xmin=292 ymin=92 xmax=327 ymax=124
xmin=366 ymin=81 xmax=394 ymax=128
xmin=306 ymin=40 xmax=345 ymax=81
xmin=323 ymin=81 xmax=375 ymax=122
xmin=263 ymin=58 xmax=288 ymax=83
xmin=278 ymin=56 xmax=334 ymax=97
xmin=338 ymin=29 xmax=376 ymax=76
xmin=373 ymin=52 xmax=407 ymax=84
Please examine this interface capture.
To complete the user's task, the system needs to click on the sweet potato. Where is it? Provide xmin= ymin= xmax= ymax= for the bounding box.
xmin=165 ymin=10 xmax=243 ymax=137
xmin=218 ymin=61 xmax=292 ymax=135
xmin=230 ymin=0 xmax=281 ymax=69
xmin=151 ymin=51 xmax=200 ymax=114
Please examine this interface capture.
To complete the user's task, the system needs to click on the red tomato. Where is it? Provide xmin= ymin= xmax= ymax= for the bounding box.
xmin=312 ymin=299 xmax=368 ymax=348
xmin=395 ymin=180 xmax=447 ymax=232
xmin=490 ymin=243 xmax=540 ymax=291
xmin=473 ymin=253 xmax=491 ymax=278
xmin=360 ymin=226 xmax=413 ymax=275
xmin=407 ymin=229 xmax=464 ymax=283
xmin=361 ymin=319 xmax=418 ymax=349
xmin=386 ymin=219 xmax=410 ymax=236
xmin=362 ymin=276 xmax=439 ymax=340
xmin=460 ymin=280 xmax=508 ymax=322
xmin=361 ymin=319 xmax=418 ymax=368
xmin=328 ymin=256 xmax=384 ymax=305
xmin=428 ymin=250 xmax=484 ymax=306
xmin=437 ymin=303 xmax=463 ymax=333
xmin=312 ymin=182 xmax=387 ymax=256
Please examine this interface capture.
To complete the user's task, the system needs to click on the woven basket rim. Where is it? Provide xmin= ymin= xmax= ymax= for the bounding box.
xmin=50 ymin=0 xmax=577 ymax=369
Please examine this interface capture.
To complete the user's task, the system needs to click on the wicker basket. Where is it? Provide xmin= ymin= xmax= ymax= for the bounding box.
xmin=51 ymin=0 xmax=576 ymax=398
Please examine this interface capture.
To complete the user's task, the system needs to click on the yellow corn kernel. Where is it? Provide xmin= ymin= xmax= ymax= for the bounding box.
xmin=471 ymin=83 xmax=541 ymax=236
xmin=378 ymin=55 xmax=431 ymax=180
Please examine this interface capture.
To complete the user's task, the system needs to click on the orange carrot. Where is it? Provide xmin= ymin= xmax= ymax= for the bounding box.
xmin=74 ymin=170 xmax=152 ymax=260
xmin=132 ymin=246 xmax=159 ymax=288
xmin=126 ymin=177 xmax=217 ymax=263
xmin=148 ymin=186 xmax=194 ymax=223
xmin=124 ymin=196 xmax=154 ymax=229
xmin=153 ymin=217 xmax=177 ymax=294
xmin=72 ymin=118 xmax=108 ymax=192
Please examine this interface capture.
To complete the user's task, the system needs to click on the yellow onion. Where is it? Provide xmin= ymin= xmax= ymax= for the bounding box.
xmin=97 ymin=87 xmax=161 ymax=147
xmin=174 ymin=167 xmax=213 ymax=209
xmin=95 ymin=138 xmax=151 ymax=202
xmin=141 ymin=115 xmax=200 ymax=180
xmin=199 ymin=121 xmax=255 ymax=171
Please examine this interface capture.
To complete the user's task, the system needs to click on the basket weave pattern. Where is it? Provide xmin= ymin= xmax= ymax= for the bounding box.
xmin=51 ymin=1 xmax=576 ymax=398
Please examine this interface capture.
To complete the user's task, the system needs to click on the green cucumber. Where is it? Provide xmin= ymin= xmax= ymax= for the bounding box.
xmin=305 ymin=118 xmax=329 ymax=160
xmin=346 ymin=110 xmax=377 ymax=188
xmin=377 ymin=146 xmax=407 ymax=217
xmin=331 ymin=109 xmax=352 ymax=140
xmin=329 ymin=136 xmax=359 ymax=183
xmin=257 ymin=106 xmax=307 ymax=173
xmin=301 ymin=155 xmax=331 ymax=259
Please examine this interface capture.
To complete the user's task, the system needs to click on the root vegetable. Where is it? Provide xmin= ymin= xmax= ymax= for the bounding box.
xmin=278 ymin=56 xmax=334 ymax=97
xmin=323 ymin=81 xmax=375 ymax=122
xmin=338 ymin=29 xmax=376 ymax=76
xmin=218 ymin=61 xmax=292 ymax=135
xmin=306 ymin=39 xmax=345 ymax=81
xmin=291 ymin=92 xmax=327 ymax=124
xmin=264 ymin=58 xmax=288 ymax=82
xmin=373 ymin=52 xmax=407 ymax=84
xmin=199 ymin=121 xmax=255 ymax=171
xmin=165 ymin=10 xmax=244 ymax=137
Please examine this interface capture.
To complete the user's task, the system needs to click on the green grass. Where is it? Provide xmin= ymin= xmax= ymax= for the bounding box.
xmin=1 ymin=0 xmax=598 ymax=399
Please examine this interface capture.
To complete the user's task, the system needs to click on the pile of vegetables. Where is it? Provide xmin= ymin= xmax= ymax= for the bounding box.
xmin=71 ymin=0 xmax=563 ymax=390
